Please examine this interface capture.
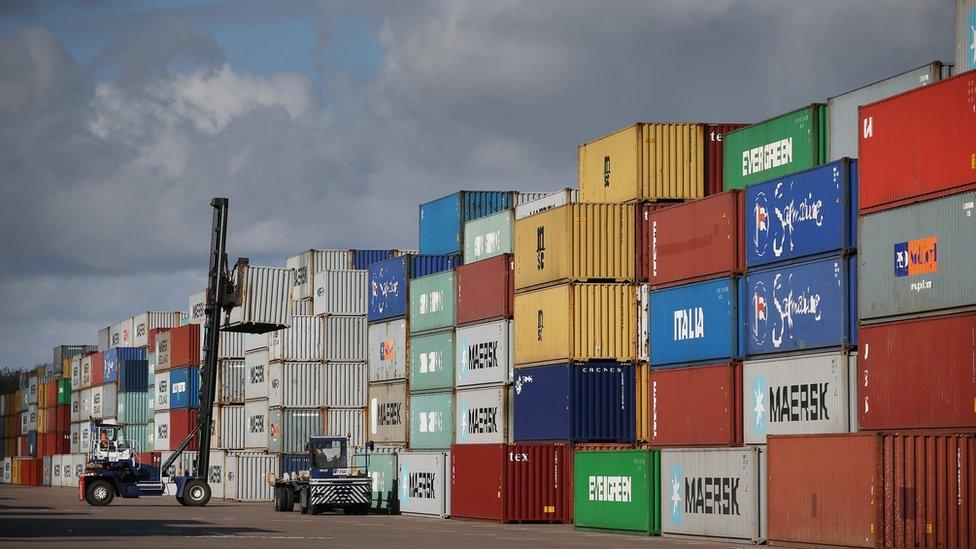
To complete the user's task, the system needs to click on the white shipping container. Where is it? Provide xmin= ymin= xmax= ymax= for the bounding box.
xmin=287 ymin=250 xmax=314 ymax=302
xmin=292 ymin=298 xmax=313 ymax=316
xmin=98 ymin=327 xmax=110 ymax=352
xmin=244 ymin=399 xmax=269 ymax=450
xmin=219 ymin=405 xmax=246 ymax=450
xmin=70 ymin=422 xmax=81 ymax=453
xmin=188 ymin=290 xmax=207 ymax=324
xmin=51 ymin=454 xmax=63 ymax=487
xmin=70 ymin=355 xmax=81 ymax=388
xmin=368 ymin=381 xmax=408 ymax=445
xmin=742 ymin=350 xmax=855 ymax=445
xmin=110 ymin=323 xmax=121 ymax=348
xmin=637 ymin=283 xmax=649 ymax=362
xmin=154 ymin=411 xmax=171 ymax=452
xmin=218 ymin=359 xmax=246 ymax=403
xmin=119 ymin=317 xmax=135 ymax=347
xmin=244 ymin=332 xmax=267 ymax=353
xmin=72 ymin=454 xmax=85 ymax=485
xmin=313 ymin=249 xmax=353 ymax=273
xmin=268 ymin=315 xmax=321 ymax=362
xmin=70 ymin=390 xmax=81 ymax=422
xmin=454 ymin=320 xmax=513 ymax=388
xmin=81 ymin=354 xmax=92 ymax=388
xmin=322 ymin=362 xmax=366 ymax=408
xmin=514 ymin=188 xmax=578 ymax=220
xmin=367 ymin=319 xmax=408 ymax=382
xmin=225 ymin=452 xmax=278 ymax=502
xmin=80 ymin=388 xmax=92 ymax=420
xmin=1 ymin=457 xmax=10 ymax=484
xmin=27 ymin=376 xmax=38 ymax=405
xmin=326 ymin=408 xmax=365 ymax=448
xmin=313 ymin=270 xmax=367 ymax=316
xmin=64 ymin=454 xmax=78 ymax=487
xmin=155 ymin=371 xmax=171 ymax=410
xmin=80 ymin=421 xmax=92 ymax=454
xmin=132 ymin=311 xmax=181 ymax=348
xmin=91 ymin=384 xmax=118 ymax=419
xmin=397 ymin=451 xmax=451 ymax=517
xmin=321 ymin=315 xmax=367 ymax=362
xmin=661 ymin=447 xmax=766 ymax=542
xmin=225 ymin=265 xmax=294 ymax=332
xmin=454 ymin=386 xmax=510 ymax=445
xmin=267 ymin=361 xmax=322 ymax=408
xmin=268 ymin=408 xmax=323 ymax=454
xmin=244 ymin=349 xmax=269 ymax=400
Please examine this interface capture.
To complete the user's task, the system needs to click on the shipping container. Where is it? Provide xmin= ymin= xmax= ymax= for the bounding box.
xmin=704 ymin=124 xmax=750 ymax=196
xmin=513 ymin=363 xmax=635 ymax=442
xmin=291 ymin=298 xmax=312 ymax=316
xmin=322 ymin=362 xmax=367 ymax=408
xmin=859 ymin=312 xmax=976 ymax=430
xmin=746 ymin=255 xmax=854 ymax=356
xmin=450 ymin=443 xmax=572 ymax=523
xmin=661 ymin=447 xmax=765 ymax=541
xmin=268 ymin=315 xmax=321 ymax=362
xmin=70 ymin=355 xmax=81 ymax=389
xmin=325 ymin=408 xmax=365 ymax=448
xmin=244 ymin=349 xmax=268 ymax=401
xmin=767 ymin=433 xmax=976 ymax=548
xmin=117 ymin=393 xmax=151 ymax=424
xmin=368 ymin=256 xmax=409 ymax=322
xmin=573 ymin=449 xmax=661 ymax=535
xmin=218 ymin=359 xmax=245 ymax=404
xmin=397 ymin=451 xmax=451 ymax=517
xmin=225 ymin=265 xmax=293 ymax=333
xmin=352 ymin=249 xmax=398 ymax=270
xmin=743 ymin=350 xmax=854 ymax=445
xmin=514 ymin=283 xmax=636 ymax=366
xmin=409 ymin=330 xmax=456 ymax=393
xmin=746 ymin=160 xmax=858 ymax=267
xmin=859 ymin=72 xmax=976 ymax=213
xmin=90 ymin=352 xmax=104 ymax=386
xmin=243 ymin=400 xmax=269 ymax=450
xmin=456 ymin=254 xmax=514 ymax=327
xmin=858 ymin=191 xmax=975 ymax=322
xmin=70 ymin=390 xmax=80 ymax=422
xmin=279 ymin=454 xmax=311 ymax=476
xmin=153 ymin=411 xmax=170 ymax=451
xmin=267 ymin=361 xmax=321 ymax=408
xmin=514 ymin=203 xmax=636 ymax=291
xmin=514 ymin=188 xmax=578 ymax=220
xmin=829 ymin=62 xmax=949 ymax=161
xmin=578 ymin=123 xmax=704 ymax=203
xmin=153 ymin=371 xmax=170 ymax=410
xmin=131 ymin=312 xmax=181 ymax=348
xmin=456 ymin=320 xmax=512 ymax=388
xmin=368 ymin=381 xmax=408 ymax=445
xmin=168 ymin=367 xmax=200 ymax=409
xmin=367 ymin=318 xmax=408 ymax=382
xmin=268 ymin=408 xmax=322 ymax=454
xmin=957 ymin=0 xmax=976 ymax=71
xmin=320 ymin=315 xmax=367 ymax=362
xmin=409 ymin=391 xmax=454 ymax=450
xmin=225 ymin=452 xmax=278 ymax=501
xmin=53 ymin=345 xmax=97 ymax=372
xmin=98 ymin=327 xmax=110 ymax=351
xmin=419 ymin=191 xmax=514 ymax=255
xmin=409 ymin=271 xmax=456 ymax=334
xmin=455 ymin=386 xmax=510 ymax=445
xmin=640 ymin=192 xmax=744 ymax=286
xmin=118 ymin=317 xmax=134 ymax=347
xmin=286 ymin=250 xmax=315 ymax=302
xmin=724 ymin=104 xmax=827 ymax=191
xmin=80 ymin=354 xmax=93 ymax=388
xmin=219 ymin=404 xmax=245 ymax=450
xmin=91 ymin=384 xmax=117 ymax=419
xmin=649 ymin=277 xmax=744 ymax=366
xmin=463 ymin=210 xmax=514 ymax=264
xmin=115 ymin=360 xmax=150 ymax=393
xmin=650 ymin=363 xmax=742 ymax=447
xmin=312 ymin=270 xmax=367 ymax=316
xmin=156 ymin=324 xmax=200 ymax=371
xmin=351 ymin=451 xmax=398 ymax=512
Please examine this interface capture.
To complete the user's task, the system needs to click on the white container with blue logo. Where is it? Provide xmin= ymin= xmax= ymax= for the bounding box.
xmin=454 ymin=385 xmax=510 ymax=445
xmin=455 ymin=320 xmax=512 ymax=388
xmin=661 ymin=447 xmax=765 ymax=542
xmin=397 ymin=451 xmax=451 ymax=517
xmin=649 ymin=277 xmax=745 ymax=367
xmin=742 ymin=350 xmax=856 ymax=445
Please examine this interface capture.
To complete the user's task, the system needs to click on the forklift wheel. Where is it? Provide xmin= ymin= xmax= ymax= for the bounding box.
xmin=176 ymin=495 xmax=187 ymax=506
xmin=282 ymin=488 xmax=295 ymax=512
xmin=85 ymin=480 xmax=115 ymax=506
xmin=274 ymin=487 xmax=287 ymax=512
xmin=183 ymin=479 xmax=212 ymax=507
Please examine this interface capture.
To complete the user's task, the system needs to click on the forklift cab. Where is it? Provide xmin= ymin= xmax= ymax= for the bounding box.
xmin=89 ymin=421 xmax=134 ymax=465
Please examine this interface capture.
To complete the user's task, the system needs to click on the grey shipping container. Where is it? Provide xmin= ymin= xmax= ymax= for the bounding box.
xmin=267 ymin=361 xmax=322 ymax=408
xmin=321 ymin=315 xmax=367 ymax=362
xmin=218 ymin=359 xmax=246 ymax=403
xmin=454 ymin=385 xmax=511 ymax=445
xmin=326 ymin=408 xmax=366 ymax=447
xmin=244 ymin=349 xmax=269 ymax=400
xmin=268 ymin=315 xmax=321 ymax=362
xmin=455 ymin=320 xmax=513 ymax=388
xmin=859 ymin=191 xmax=976 ymax=322
xmin=514 ymin=188 xmax=579 ymax=220
xmin=322 ymin=362 xmax=367 ymax=408
xmin=661 ymin=447 xmax=766 ymax=542
xmin=313 ymin=270 xmax=367 ymax=316
xmin=742 ymin=350 xmax=855 ymax=445
xmin=219 ymin=404 xmax=245 ymax=450
xmin=368 ymin=381 xmax=408 ymax=444
xmin=98 ymin=327 xmax=110 ymax=351
xmin=225 ymin=452 xmax=278 ymax=501
xmin=244 ymin=399 xmax=269 ymax=450
xmin=397 ymin=451 xmax=451 ymax=517
xmin=226 ymin=265 xmax=293 ymax=332
xmin=957 ymin=0 xmax=975 ymax=72
xmin=268 ymin=408 xmax=322 ymax=454
xmin=368 ymin=318 xmax=408 ymax=382
xmin=827 ymin=61 xmax=950 ymax=161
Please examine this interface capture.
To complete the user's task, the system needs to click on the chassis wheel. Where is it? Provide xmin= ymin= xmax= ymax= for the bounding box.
xmin=274 ymin=487 xmax=289 ymax=512
xmin=282 ymin=487 xmax=295 ymax=512
xmin=85 ymin=480 xmax=115 ymax=506
xmin=299 ymin=487 xmax=309 ymax=514
xmin=183 ymin=479 xmax=212 ymax=507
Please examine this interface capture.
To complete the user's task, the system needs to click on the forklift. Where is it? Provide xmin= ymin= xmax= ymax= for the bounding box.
xmin=79 ymin=198 xmax=285 ymax=506
xmin=269 ymin=436 xmax=374 ymax=515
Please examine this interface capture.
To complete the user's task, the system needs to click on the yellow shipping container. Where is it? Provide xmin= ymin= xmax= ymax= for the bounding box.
xmin=635 ymin=362 xmax=650 ymax=444
xmin=12 ymin=458 xmax=21 ymax=484
xmin=37 ymin=407 xmax=47 ymax=434
xmin=514 ymin=282 xmax=636 ymax=366
xmin=514 ymin=203 xmax=635 ymax=291
xmin=62 ymin=358 xmax=71 ymax=379
xmin=578 ymin=122 xmax=704 ymax=203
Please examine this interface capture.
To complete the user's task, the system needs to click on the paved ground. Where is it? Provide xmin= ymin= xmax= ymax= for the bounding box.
xmin=0 ymin=485 xmax=741 ymax=548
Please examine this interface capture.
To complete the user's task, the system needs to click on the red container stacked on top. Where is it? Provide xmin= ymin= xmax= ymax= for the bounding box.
xmin=704 ymin=123 xmax=750 ymax=196
xmin=649 ymin=363 xmax=742 ymax=446
xmin=456 ymin=254 xmax=514 ymax=326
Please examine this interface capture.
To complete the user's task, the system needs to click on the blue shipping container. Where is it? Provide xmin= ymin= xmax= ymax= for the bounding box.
xmin=512 ymin=362 xmax=635 ymax=443
xmin=168 ymin=366 xmax=200 ymax=409
xmin=746 ymin=159 xmax=857 ymax=268
xmin=419 ymin=191 xmax=514 ymax=255
xmin=279 ymin=454 xmax=311 ymax=476
xmin=117 ymin=360 xmax=149 ymax=393
xmin=410 ymin=254 xmax=461 ymax=278
xmin=368 ymin=257 xmax=409 ymax=322
xmin=103 ymin=347 xmax=147 ymax=383
xmin=27 ymin=430 xmax=37 ymax=457
xmin=353 ymin=249 xmax=398 ymax=270
xmin=650 ymin=277 xmax=745 ymax=367
xmin=746 ymin=255 xmax=854 ymax=356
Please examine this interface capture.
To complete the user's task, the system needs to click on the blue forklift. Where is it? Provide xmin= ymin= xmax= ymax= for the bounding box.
xmin=79 ymin=198 xmax=285 ymax=507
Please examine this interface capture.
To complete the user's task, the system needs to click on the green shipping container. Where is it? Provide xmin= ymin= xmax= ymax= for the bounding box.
xmin=463 ymin=210 xmax=514 ymax=264
xmin=352 ymin=452 xmax=399 ymax=513
xmin=723 ymin=104 xmax=827 ymax=190
xmin=574 ymin=450 xmax=661 ymax=535
xmin=408 ymin=391 xmax=454 ymax=449
xmin=57 ymin=379 xmax=71 ymax=405
xmin=118 ymin=393 xmax=151 ymax=424
xmin=409 ymin=330 xmax=456 ymax=392
xmin=123 ymin=423 xmax=151 ymax=453
xmin=409 ymin=271 xmax=457 ymax=334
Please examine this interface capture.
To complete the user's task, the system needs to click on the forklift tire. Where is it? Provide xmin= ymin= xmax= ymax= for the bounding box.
xmin=274 ymin=487 xmax=290 ymax=512
xmin=183 ymin=479 xmax=212 ymax=507
xmin=282 ymin=488 xmax=295 ymax=512
xmin=85 ymin=479 xmax=115 ymax=506
xmin=176 ymin=495 xmax=187 ymax=506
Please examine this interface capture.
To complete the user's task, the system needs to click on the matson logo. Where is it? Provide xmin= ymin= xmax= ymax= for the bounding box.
xmin=741 ymin=137 xmax=793 ymax=177
xmin=588 ymin=475 xmax=632 ymax=502
xmin=894 ymin=236 xmax=938 ymax=293
xmin=673 ymin=307 xmax=704 ymax=341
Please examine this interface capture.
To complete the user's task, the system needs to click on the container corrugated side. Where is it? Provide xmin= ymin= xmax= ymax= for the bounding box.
xmin=455 ymin=320 xmax=512 ymax=388
xmin=367 ymin=318 xmax=408 ymax=382
xmin=312 ymin=270 xmax=367 ymax=316
xmin=225 ymin=452 xmax=278 ymax=502
xmin=454 ymin=386 xmax=509 ymax=445
xmin=514 ymin=188 xmax=578 ymax=220
xmin=368 ymin=381 xmax=408 ymax=444
xmin=463 ymin=210 xmax=514 ymax=264
xmin=408 ymin=391 xmax=454 ymax=450
xmin=268 ymin=315 xmax=321 ymax=362
xmin=226 ymin=266 xmax=293 ymax=332
xmin=131 ymin=311 xmax=181 ymax=348
xmin=704 ymin=124 xmax=750 ymax=196
xmin=397 ymin=451 xmax=451 ymax=517
xmin=313 ymin=249 xmax=353 ymax=272
xmin=243 ymin=400 xmax=269 ymax=450
xmin=268 ymin=408 xmax=322 ymax=454
xmin=420 ymin=191 xmax=515 ymax=255
xmin=409 ymin=271 xmax=457 ymax=334
xmin=218 ymin=404 xmax=245 ymax=450
xmin=320 ymin=315 xmax=366 ymax=362
xmin=322 ymin=362 xmax=366 ymax=408
xmin=218 ymin=359 xmax=245 ymax=403
xmin=649 ymin=277 xmax=744 ymax=367
xmin=243 ymin=349 xmax=268 ymax=400
xmin=650 ymin=363 xmax=742 ymax=447
xmin=267 ymin=361 xmax=321 ymax=408
xmin=326 ymin=408 xmax=365 ymax=448
xmin=409 ymin=329 xmax=455 ymax=393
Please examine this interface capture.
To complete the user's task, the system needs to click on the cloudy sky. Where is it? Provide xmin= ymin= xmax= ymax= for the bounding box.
xmin=0 ymin=0 xmax=957 ymax=368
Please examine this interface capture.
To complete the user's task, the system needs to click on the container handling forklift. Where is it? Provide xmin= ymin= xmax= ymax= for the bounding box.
xmin=269 ymin=436 xmax=374 ymax=515
xmin=79 ymin=198 xmax=283 ymax=507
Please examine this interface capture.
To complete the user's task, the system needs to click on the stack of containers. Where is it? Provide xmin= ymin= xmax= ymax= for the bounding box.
xmin=765 ymin=70 xmax=976 ymax=546
xmin=154 ymin=325 xmax=200 ymax=454
xmin=104 ymin=346 xmax=150 ymax=452
xmin=266 ymin=314 xmax=323 ymax=460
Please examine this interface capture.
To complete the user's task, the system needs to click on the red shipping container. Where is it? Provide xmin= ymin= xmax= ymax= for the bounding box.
xmin=169 ymin=324 xmax=201 ymax=369
xmin=639 ymin=191 xmax=745 ymax=286
xmin=859 ymin=312 xmax=976 ymax=431
xmin=859 ymin=72 xmax=976 ymax=214
xmin=456 ymin=254 xmax=515 ymax=326
xmin=18 ymin=435 xmax=27 ymax=456
xmin=147 ymin=327 xmax=168 ymax=356
xmin=768 ymin=433 xmax=976 ymax=548
xmin=649 ymin=362 xmax=742 ymax=446
xmin=45 ymin=405 xmax=57 ymax=432
xmin=136 ymin=452 xmax=162 ymax=468
xmin=20 ymin=458 xmax=42 ymax=485
xmin=451 ymin=443 xmax=572 ymax=523
xmin=56 ymin=404 xmax=70 ymax=433
xmin=704 ymin=123 xmax=750 ymax=196
xmin=91 ymin=351 xmax=104 ymax=386
xmin=169 ymin=408 xmax=199 ymax=451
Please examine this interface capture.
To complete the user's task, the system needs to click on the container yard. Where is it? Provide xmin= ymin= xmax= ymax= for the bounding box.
xmin=3 ymin=3 xmax=976 ymax=548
